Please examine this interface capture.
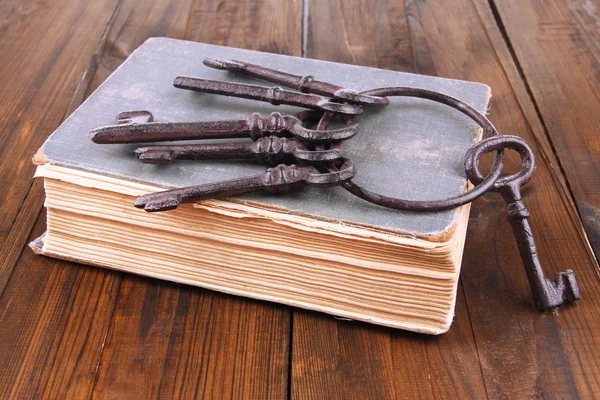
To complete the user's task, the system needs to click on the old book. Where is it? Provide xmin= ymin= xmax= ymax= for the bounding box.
xmin=31 ymin=38 xmax=490 ymax=334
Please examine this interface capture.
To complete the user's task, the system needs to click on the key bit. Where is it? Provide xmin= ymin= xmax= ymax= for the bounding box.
xmin=134 ymin=137 xmax=344 ymax=165
xmin=133 ymin=159 xmax=355 ymax=212
xmin=203 ymin=57 xmax=389 ymax=107
xmin=466 ymin=135 xmax=581 ymax=310
xmin=90 ymin=111 xmax=358 ymax=144
xmin=173 ymin=76 xmax=364 ymax=115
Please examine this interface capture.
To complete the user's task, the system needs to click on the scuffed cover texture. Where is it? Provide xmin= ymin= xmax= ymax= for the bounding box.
xmin=38 ymin=38 xmax=490 ymax=237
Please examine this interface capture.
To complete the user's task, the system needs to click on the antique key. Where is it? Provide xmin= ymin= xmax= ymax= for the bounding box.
xmin=134 ymin=137 xmax=344 ymax=165
xmin=202 ymin=58 xmax=389 ymax=107
xmin=465 ymin=135 xmax=581 ymax=310
xmin=90 ymin=111 xmax=359 ymax=144
xmin=133 ymin=159 xmax=355 ymax=212
xmin=173 ymin=76 xmax=364 ymax=115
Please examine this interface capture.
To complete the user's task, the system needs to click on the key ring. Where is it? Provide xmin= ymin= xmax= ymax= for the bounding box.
xmin=318 ymin=87 xmax=506 ymax=211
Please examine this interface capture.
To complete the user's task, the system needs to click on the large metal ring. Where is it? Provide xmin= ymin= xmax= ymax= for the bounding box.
xmin=321 ymin=87 xmax=506 ymax=211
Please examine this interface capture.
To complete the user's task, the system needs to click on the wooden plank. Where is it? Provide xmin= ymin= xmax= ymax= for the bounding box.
xmin=0 ymin=1 xmax=124 ymax=397
xmin=292 ymin=311 xmax=399 ymax=399
xmin=92 ymin=280 xmax=290 ymax=399
xmin=0 ymin=0 xmax=301 ymax=398
xmin=303 ymin=0 xmax=414 ymax=71
xmin=470 ymin=0 xmax=600 ymax=397
xmin=0 ymin=180 xmax=44 ymax=295
xmin=0 ymin=213 xmax=122 ymax=399
xmin=86 ymin=0 xmax=302 ymax=398
xmin=491 ymin=0 xmax=600 ymax=258
xmin=184 ymin=0 xmax=302 ymax=52
xmin=409 ymin=0 xmax=600 ymax=398
xmin=292 ymin=1 xmax=488 ymax=399
xmin=0 ymin=0 xmax=120 ymax=248
xmin=294 ymin=0 xmax=600 ymax=398
xmin=85 ymin=0 xmax=197 ymax=95
xmin=0 ymin=0 xmax=123 ymax=296
xmin=293 ymin=293 xmax=486 ymax=399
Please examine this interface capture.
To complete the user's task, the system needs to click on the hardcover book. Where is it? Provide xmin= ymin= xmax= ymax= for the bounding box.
xmin=31 ymin=38 xmax=490 ymax=334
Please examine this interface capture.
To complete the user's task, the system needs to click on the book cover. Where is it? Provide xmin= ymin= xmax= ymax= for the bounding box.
xmin=35 ymin=37 xmax=490 ymax=238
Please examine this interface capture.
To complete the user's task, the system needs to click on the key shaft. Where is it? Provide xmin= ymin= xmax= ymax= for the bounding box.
xmin=174 ymin=76 xmax=363 ymax=115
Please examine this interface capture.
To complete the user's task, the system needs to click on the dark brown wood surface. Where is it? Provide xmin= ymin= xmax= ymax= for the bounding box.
xmin=0 ymin=0 xmax=598 ymax=398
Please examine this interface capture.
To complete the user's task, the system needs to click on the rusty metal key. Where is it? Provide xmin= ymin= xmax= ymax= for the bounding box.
xmin=133 ymin=159 xmax=355 ymax=212
xmin=134 ymin=137 xmax=344 ymax=165
xmin=466 ymin=135 xmax=581 ymax=310
xmin=202 ymin=57 xmax=389 ymax=107
xmin=90 ymin=111 xmax=359 ymax=144
xmin=173 ymin=76 xmax=363 ymax=115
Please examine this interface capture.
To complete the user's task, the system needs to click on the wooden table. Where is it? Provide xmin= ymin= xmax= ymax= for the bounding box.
xmin=1 ymin=1 xmax=598 ymax=398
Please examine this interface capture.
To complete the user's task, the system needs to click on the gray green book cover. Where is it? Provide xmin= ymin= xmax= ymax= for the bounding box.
xmin=37 ymin=37 xmax=491 ymax=238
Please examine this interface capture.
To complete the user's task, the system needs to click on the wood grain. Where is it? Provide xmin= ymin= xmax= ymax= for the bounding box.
xmin=304 ymin=0 xmax=414 ymax=71
xmin=0 ymin=0 xmax=120 ymax=247
xmin=92 ymin=279 xmax=290 ymax=399
xmin=0 ymin=213 xmax=122 ymax=399
xmin=0 ymin=0 xmax=122 ymax=298
xmin=0 ymin=1 xmax=124 ymax=398
xmin=1 ymin=0 xmax=599 ymax=398
xmin=85 ymin=0 xmax=195 ymax=96
xmin=492 ymin=0 xmax=600 ymax=258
